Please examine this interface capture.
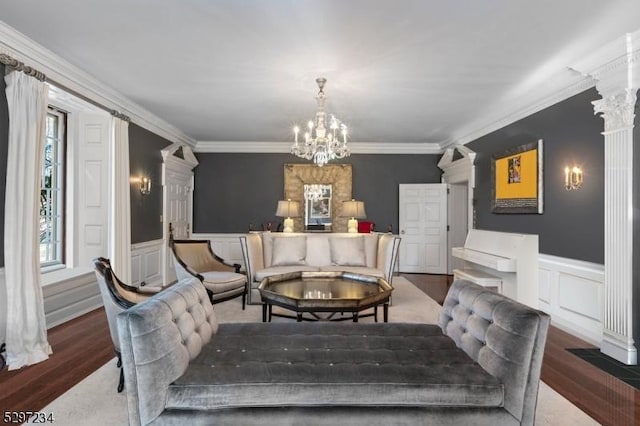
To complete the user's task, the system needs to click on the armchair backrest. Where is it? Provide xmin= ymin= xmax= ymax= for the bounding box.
xmin=93 ymin=258 xmax=136 ymax=352
xmin=171 ymin=239 xmax=234 ymax=274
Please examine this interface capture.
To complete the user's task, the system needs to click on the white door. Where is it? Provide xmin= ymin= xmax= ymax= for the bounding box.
xmin=163 ymin=167 xmax=193 ymax=285
xmin=398 ymin=183 xmax=448 ymax=273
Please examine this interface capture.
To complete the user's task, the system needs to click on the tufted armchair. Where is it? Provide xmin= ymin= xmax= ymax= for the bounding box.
xmin=171 ymin=239 xmax=247 ymax=309
xmin=93 ymin=257 xmax=163 ymax=392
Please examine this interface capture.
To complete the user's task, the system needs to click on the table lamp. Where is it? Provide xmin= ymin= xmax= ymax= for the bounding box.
xmin=342 ymin=199 xmax=366 ymax=233
xmin=275 ymin=199 xmax=301 ymax=233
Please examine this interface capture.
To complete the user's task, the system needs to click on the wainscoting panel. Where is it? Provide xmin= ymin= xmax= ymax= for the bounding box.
xmin=131 ymin=239 xmax=164 ymax=287
xmin=42 ymin=269 xmax=101 ymax=329
xmin=192 ymin=233 xmax=245 ymax=268
xmin=538 ymin=254 xmax=603 ymax=346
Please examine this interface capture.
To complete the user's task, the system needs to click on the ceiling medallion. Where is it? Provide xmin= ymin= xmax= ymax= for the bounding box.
xmin=291 ymin=77 xmax=350 ymax=167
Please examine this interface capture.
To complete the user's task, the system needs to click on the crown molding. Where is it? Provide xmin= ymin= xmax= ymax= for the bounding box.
xmin=0 ymin=20 xmax=196 ymax=147
xmin=571 ymin=29 xmax=640 ymax=78
xmin=570 ymin=29 xmax=640 ymax=97
xmin=440 ymin=75 xmax=595 ymax=149
xmin=194 ymin=140 xmax=443 ymax=154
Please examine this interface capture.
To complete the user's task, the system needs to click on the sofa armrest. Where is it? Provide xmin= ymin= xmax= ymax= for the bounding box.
xmin=240 ymin=233 xmax=265 ymax=283
xmin=439 ymin=279 xmax=550 ymax=426
xmin=376 ymin=234 xmax=401 ymax=283
xmin=117 ymin=278 xmax=218 ymax=426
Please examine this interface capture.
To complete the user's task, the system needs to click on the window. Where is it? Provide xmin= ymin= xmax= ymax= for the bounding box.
xmin=40 ymin=108 xmax=66 ymax=267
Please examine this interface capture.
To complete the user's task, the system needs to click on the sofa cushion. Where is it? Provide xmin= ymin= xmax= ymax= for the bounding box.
xmin=166 ymin=323 xmax=504 ymax=411
xmin=319 ymin=265 xmax=384 ymax=278
xmin=305 ymin=235 xmax=332 ymax=266
xmin=329 ymin=237 xmax=366 ymax=266
xmin=200 ymin=271 xmax=246 ymax=294
xmin=363 ymin=234 xmax=378 ymax=267
xmin=271 ymin=236 xmax=307 ymax=266
xmin=254 ymin=265 xmax=320 ymax=282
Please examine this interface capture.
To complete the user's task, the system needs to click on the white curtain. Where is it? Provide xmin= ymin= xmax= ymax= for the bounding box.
xmin=108 ymin=116 xmax=131 ymax=283
xmin=4 ymin=71 xmax=52 ymax=370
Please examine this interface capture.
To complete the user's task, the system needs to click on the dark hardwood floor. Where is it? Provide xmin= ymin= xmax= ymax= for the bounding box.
xmin=1 ymin=273 xmax=638 ymax=425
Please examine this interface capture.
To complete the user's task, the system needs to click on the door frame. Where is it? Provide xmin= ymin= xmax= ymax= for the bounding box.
xmin=438 ymin=145 xmax=476 ymax=274
xmin=437 ymin=145 xmax=476 ymax=232
xmin=161 ymin=143 xmax=199 ymax=285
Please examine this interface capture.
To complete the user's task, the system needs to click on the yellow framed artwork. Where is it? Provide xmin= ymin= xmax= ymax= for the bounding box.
xmin=491 ymin=139 xmax=543 ymax=214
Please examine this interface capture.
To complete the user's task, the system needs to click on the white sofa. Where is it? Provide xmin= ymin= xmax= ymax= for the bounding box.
xmin=240 ymin=232 xmax=401 ymax=304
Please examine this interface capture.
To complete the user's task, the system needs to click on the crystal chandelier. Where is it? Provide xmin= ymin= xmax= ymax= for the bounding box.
xmin=291 ymin=77 xmax=350 ymax=167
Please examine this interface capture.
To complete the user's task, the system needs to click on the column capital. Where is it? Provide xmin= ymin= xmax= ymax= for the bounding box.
xmin=592 ymin=90 xmax=637 ymax=134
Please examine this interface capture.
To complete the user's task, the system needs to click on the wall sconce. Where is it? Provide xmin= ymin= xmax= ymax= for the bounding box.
xmin=564 ymin=166 xmax=583 ymax=190
xmin=139 ymin=176 xmax=152 ymax=195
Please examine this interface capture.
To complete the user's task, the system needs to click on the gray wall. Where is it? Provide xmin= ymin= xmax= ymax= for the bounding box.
xmin=0 ymin=64 xmax=8 ymax=267
xmin=467 ymin=88 xmax=605 ymax=264
xmin=193 ymin=153 xmax=442 ymax=233
xmin=129 ymin=123 xmax=173 ymax=244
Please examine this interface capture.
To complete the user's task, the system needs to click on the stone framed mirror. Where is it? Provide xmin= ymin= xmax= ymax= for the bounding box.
xmin=304 ymin=184 xmax=332 ymax=228
xmin=284 ymin=164 xmax=352 ymax=232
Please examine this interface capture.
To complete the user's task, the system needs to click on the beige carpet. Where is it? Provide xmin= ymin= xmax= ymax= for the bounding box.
xmin=30 ymin=277 xmax=599 ymax=425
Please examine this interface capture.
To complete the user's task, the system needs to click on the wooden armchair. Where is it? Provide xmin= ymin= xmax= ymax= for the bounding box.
xmin=93 ymin=257 xmax=163 ymax=392
xmin=171 ymin=239 xmax=247 ymax=309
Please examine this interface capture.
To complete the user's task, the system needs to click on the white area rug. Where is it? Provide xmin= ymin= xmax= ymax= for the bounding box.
xmin=31 ymin=277 xmax=599 ymax=425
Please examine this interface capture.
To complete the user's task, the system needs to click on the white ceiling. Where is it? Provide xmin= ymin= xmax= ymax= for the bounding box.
xmin=2 ymin=0 xmax=640 ymax=149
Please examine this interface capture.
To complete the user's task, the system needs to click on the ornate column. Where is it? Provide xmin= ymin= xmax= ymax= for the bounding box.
xmin=594 ymin=91 xmax=637 ymax=364
xmin=572 ymin=31 xmax=640 ymax=364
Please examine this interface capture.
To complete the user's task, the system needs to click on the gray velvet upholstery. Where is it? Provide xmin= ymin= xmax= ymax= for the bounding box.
xmin=119 ymin=278 xmax=549 ymax=426
xmin=167 ymin=323 xmax=503 ymax=410
xmin=117 ymin=277 xmax=218 ymax=425
xmin=438 ymin=280 xmax=550 ymax=426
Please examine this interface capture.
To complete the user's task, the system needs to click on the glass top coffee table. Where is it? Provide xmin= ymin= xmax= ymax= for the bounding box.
xmin=258 ymin=271 xmax=393 ymax=322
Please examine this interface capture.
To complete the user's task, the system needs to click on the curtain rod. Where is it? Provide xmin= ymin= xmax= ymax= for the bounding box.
xmin=1 ymin=52 xmax=130 ymax=121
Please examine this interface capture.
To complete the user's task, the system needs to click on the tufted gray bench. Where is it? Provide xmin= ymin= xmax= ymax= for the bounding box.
xmin=118 ymin=278 xmax=549 ymax=426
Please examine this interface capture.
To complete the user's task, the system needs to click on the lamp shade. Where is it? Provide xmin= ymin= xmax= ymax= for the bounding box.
xmin=275 ymin=199 xmax=301 ymax=218
xmin=342 ymin=199 xmax=366 ymax=219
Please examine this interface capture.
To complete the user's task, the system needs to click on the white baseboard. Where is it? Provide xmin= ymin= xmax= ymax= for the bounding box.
xmin=538 ymin=254 xmax=603 ymax=346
